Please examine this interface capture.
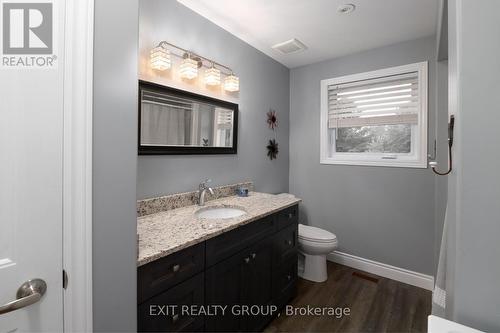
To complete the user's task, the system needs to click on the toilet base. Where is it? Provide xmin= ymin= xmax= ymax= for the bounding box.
xmin=298 ymin=252 xmax=327 ymax=282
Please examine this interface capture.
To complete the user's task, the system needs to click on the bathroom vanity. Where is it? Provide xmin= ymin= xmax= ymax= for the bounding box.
xmin=137 ymin=190 xmax=300 ymax=332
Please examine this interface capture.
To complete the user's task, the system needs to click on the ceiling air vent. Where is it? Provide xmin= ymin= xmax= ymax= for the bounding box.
xmin=272 ymin=38 xmax=308 ymax=54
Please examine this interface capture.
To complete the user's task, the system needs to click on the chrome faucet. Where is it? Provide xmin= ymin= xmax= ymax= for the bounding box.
xmin=198 ymin=179 xmax=214 ymax=206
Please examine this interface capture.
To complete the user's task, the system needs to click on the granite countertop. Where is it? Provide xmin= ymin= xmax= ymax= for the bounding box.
xmin=137 ymin=192 xmax=301 ymax=266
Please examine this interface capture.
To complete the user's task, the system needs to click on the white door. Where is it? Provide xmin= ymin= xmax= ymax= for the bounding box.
xmin=0 ymin=0 xmax=65 ymax=331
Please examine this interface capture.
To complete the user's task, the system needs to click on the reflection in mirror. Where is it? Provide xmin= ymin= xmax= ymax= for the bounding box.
xmin=138 ymin=81 xmax=238 ymax=155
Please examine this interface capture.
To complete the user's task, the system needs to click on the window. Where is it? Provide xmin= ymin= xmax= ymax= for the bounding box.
xmin=320 ymin=62 xmax=428 ymax=168
xmin=214 ymin=108 xmax=234 ymax=147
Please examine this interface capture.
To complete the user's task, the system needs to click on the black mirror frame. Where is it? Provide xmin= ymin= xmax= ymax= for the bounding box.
xmin=138 ymin=80 xmax=238 ymax=155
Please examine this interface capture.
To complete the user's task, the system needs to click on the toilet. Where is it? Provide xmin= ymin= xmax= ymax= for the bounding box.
xmin=298 ymin=224 xmax=338 ymax=282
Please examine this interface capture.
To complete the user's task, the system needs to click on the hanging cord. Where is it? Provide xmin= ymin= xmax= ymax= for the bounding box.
xmin=431 ymin=140 xmax=452 ymax=175
xmin=430 ymin=115 xmax=454 ymax=176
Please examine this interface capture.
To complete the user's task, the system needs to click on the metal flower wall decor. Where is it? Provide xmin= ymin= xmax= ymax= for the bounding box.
xmin=267 ymin=109 xmax=278 ymax=130
xmin=266 ymin=109 xmax=279 ymax=160
xmin=266 ymin=139 xmax=279 ymax=160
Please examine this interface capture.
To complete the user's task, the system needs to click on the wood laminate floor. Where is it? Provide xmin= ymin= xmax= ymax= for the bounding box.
xmin=265 ymin=262 xmax=431 ymax=333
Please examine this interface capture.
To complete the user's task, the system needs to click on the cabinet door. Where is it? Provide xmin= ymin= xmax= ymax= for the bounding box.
xmin=205 ymin=236 xmax=275 ymax=332
xmin=244 ymin=237 xmax=275 ymax=331
xmin=205 ymin=249 xmax=248 ymax=332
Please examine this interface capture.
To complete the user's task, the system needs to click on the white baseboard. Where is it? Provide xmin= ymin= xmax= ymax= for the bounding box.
xmin=327 ymin=251 xmax=434 ymax=291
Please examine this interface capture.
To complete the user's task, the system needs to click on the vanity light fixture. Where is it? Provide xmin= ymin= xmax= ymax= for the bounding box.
xmin=205 ymin=64 xmax=221 ymax=86
xmin=150 ymin=41 xmax=240 ymax=92
xmin=150 ymin=45 xmax=171 ymax=71
xmin=179 ymin=56 xmax=199 ymax=80
xmin=224 ymin=74 xmax=239 ymax=92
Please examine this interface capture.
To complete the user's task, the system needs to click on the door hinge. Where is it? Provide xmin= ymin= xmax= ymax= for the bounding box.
xmin=63 ymin=269 xmax=68 ymax=289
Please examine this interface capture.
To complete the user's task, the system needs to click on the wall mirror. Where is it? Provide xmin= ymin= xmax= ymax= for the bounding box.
xmin=138 ymin=81 xmax=238 ymax=155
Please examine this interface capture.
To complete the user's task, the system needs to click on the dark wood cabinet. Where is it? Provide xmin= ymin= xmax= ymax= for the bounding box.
xmin=205 ymin=214 xmax=275 ymax=267
xmin=205 ymin=246 xmax=248 ymax=332
xmin=276 ymin=205 xmax=298 ymax=230
xmin=242 ymin=237 xmax=275 ymax=331
xmin=205 ymin=236 xmax=274 ymax=332
xmin=273 ymin=255 xmax=298 ymax=309
xmin=138 ymin=205 xmax=299 ymax=332
xmin=138 ymin=273 xmax=205 ymax=332
xmin=138 ymin=243 xmax=205 ymax=304
xmin=274 ymin=223 xmax=298 ymax=265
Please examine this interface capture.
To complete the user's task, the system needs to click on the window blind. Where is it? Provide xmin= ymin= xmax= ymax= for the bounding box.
xmin=142 ymin=90 xmax=194 ymax=110
xmin=216 ymin=108 xmax=233 ymax=129
xmin=328 ymin=72 xmax=419 ymax=128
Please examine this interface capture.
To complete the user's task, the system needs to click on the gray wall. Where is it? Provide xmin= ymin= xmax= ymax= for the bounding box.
xmin=290 ymin=36 xmax=437 ymax=275
xmin=137 ymin=0 xmax=290 ymax=199
xmin=447 ymin=0 xmax=500 ymax=330
xmin=93 ymin=0 xmax=138 ymax=331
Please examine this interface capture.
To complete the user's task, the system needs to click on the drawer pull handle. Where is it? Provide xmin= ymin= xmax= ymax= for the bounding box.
xmin=172 ymin=314 xmax=179 ymax=323
xmin=251 ymin=253 xmax=256 ymax=259
xmin=287 ymin=275 xmax=292 ymax=281
xmin=285 ymin=240 xmax=292 ymax=246
xmin=288 ymin=213 xmax=294 ymax=219
xmin=172 ymin=264 xmax=180 ymax=273
xmin=244 ymin=257 xmax=250 ymax=264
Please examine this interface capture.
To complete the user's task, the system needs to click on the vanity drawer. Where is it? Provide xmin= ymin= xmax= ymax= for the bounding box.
xmin=206 ymin=214 xmax=276 ymax=267
xmin=138 ymin=243 xmax=205 ymax=303
xmin=274 ymin=223 xmax=298 ymax=265
xmin=273 ymin=256 xmax=298 ymax=306
xmin=277 ymin=205 xmax=298 ymax=230
xmin=138 ymin=272 xmax=204 ymax=332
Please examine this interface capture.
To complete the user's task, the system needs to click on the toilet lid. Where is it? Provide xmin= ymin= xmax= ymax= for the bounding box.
xmin=298 ymin=224 xmax=337 ymax=243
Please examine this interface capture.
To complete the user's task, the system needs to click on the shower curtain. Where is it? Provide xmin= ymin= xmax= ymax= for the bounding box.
xmin=141 ymin=103 xmax=186 ymax=145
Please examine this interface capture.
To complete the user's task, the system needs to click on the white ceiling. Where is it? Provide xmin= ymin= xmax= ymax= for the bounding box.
xmin=177 ymin=0 xmax=439 ymax=68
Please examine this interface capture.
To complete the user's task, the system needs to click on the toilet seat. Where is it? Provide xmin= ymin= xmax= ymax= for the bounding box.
xmin=298 ymin=224 xmax=337 ymax=244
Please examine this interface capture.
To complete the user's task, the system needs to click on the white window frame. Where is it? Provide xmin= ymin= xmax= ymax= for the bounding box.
xmin=320 ymin=62 xmax=428 ymax=168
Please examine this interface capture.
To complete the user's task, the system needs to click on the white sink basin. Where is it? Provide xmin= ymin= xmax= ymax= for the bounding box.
xmin=196 ymin=206 xmax=247 ymax=219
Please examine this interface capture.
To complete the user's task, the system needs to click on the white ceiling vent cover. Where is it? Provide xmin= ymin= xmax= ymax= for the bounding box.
xmin=272 ymin=38 xmax=308 ymax=54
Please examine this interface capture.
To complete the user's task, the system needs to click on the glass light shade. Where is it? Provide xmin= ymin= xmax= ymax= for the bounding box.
xmin=205 ymin=67 xmax=221 ymax=86
xmin=179 ymin=58 xmax=198 ymax=79
xmin=150 ymin=46 xmax=171 ymax=71
xmin=224 ymin=74 xmax=239 ymax=92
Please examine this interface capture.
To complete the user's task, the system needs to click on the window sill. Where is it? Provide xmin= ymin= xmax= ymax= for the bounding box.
xmin=320 ymin=158 xmax=428 ymax=169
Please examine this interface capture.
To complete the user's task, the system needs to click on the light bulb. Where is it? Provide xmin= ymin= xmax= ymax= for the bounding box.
xmin=179 ymin=57 xmax=198 ymax=80
xmin=205 ymin=66 xmax=221 ymax=86
xmin=150 ymin=46 xmax=171 ymax=71
xmin=224 ymin=74 xmax=239 ymax=92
